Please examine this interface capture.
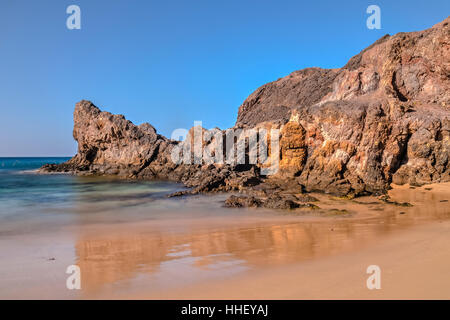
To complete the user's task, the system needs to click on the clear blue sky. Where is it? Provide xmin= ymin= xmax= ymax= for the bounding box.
xmin=0 ymin=0 xmax=448 ymax=156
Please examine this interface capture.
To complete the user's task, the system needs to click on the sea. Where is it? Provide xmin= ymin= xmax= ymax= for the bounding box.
xmin=0 ymin=157 xmax=196 ymax=233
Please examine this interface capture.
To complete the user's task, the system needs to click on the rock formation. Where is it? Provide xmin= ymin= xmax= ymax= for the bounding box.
xmin=236 ymin=17 xmax=450 ymax=195
xmin=41 ymin=17 xmax=450 ymax=206
xmin=41 ymin=99 xmax=262 ymax=195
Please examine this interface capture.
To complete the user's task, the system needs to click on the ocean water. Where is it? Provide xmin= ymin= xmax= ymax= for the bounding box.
xmin=0 ymin=157 xmax=188 ymax=233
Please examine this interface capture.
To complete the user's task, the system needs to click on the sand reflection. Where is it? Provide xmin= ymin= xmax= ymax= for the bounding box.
xmin=74 ymin=183 xmax=450 ymax=297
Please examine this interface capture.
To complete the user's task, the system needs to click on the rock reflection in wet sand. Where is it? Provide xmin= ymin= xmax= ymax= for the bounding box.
xmin=74 ymin=183 xmax=450 ymax=297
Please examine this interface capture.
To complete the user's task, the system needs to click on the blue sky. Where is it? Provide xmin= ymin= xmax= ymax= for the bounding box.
xmin=0 ymin=0 xmax=448 ymax=156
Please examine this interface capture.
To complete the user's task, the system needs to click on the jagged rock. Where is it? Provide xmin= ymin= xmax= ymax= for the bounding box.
xmin=224 ymin=194 xmax=313 ymax=210
xmin=236 ymin=17 xmax=450 ymax=195
xmin=263 ymin=195 xmax=300 ymax=209
xmin=40 ymin=17 xmax=450 ymax=201
xmin=294 ymin=194 xmax=319 ymax=203
xmin=40 ymin=100 xmax=261 ymax=194
xmin=224 ymin=195 xmax=262 ymax=208
xmin=56 ymin=100 xmax=167 ymax=178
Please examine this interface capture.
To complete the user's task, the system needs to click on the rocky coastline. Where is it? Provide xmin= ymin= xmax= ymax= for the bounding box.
xmin=41 ymin=17 xmax=450 ymax=209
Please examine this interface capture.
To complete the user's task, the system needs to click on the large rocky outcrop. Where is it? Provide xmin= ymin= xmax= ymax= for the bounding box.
xmin=41 ymin=100 xmax=262 ymax=194
xmin=42 ymin=17 xmax=450 ymax=202
xmin=236 ymin=17 xmax=450 ymax=194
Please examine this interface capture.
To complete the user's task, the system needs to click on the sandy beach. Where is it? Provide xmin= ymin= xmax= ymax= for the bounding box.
xmin=2 ymin=2 xmax=449 ymax=305
xmin=142 ymin=220 xmax=450 ymax=300
xmin=1 ymin=182 xmax=448 ymax=299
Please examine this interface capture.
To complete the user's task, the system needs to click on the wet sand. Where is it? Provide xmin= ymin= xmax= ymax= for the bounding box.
xmin=142 ymin=219 xmax=450 ymax=299
xmin=0 ymin=183 xmax=449 ymax=299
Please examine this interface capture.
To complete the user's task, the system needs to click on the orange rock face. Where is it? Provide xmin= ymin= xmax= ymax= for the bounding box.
xmin=279 ymin=121 xmax=307 ymax=176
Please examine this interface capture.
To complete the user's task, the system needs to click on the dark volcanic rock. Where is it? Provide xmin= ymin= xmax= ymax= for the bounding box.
xmin=263 ymin=195 xmax=300 ymax=209
xmin=224 ymin=195 xmax=262 ymax=208
xmin=40 ymin=100 xmax=261 ymax=194
xmin=224 ymin=193 xmax=319 ymax=210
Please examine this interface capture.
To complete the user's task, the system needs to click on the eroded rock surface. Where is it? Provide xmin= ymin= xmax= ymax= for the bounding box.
xmin=41 ymin=100 xmax=262 ymax=195
xmin=236 ymin=17 xmax=450 ymax=195
xmin=41 ymin=17 xmax=450 ymax=206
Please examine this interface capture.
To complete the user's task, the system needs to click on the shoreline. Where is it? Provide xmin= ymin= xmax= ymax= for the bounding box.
xmin=1 ymin=182 xmax=448 ymax=299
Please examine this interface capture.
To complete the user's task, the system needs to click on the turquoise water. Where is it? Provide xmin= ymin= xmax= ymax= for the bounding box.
xmin=0 ymin=157 xmax=185 ymax=232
